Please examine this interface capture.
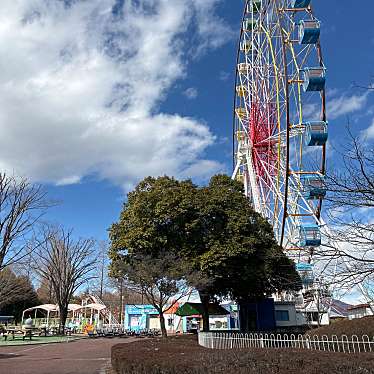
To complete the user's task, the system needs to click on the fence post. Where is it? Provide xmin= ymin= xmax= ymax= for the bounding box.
xmin=196 ymin=332 xmax=374 ymax=355
xmin=305 ymin=337 xmax=310 ymax=350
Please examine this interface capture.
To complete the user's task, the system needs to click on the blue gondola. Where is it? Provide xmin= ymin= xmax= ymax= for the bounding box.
xmin=291 ymin=0 xmax=311 ymax=8
xmin=299 ymin=225 xmax=321 ymax=247
xmin=302 ymin=67 xmax=326 ymax=92
xmin=301 ymin=174 xmax=326 ymax=199
xmin=304 ymin=121 xmax=328 ymax=146
xmin=296 ymin=263 xmax=313 ymax=272
xmin=296 ymin=263 xmax=314 ymax=285
xmin=299 ymin=20 xmax=320 ymax=44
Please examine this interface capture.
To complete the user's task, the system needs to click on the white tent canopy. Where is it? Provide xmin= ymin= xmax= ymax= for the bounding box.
xmin=22 ymin=302 xmax=109 ymax=327
xmin=22 ymin=304 xmax=82 ymax=325
xmin=23 ymin=304 xmax=82 ymax=314
xmin=68 ymin=304 xmax=83 ymax=312
xmin=23 ymin=304 xmax=57 ymax=313
xmin=79 ymin=303 xmax=106 ymax=311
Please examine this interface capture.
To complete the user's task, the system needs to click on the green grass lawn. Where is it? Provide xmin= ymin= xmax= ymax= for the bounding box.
xmin=0 ymin=335 xmax=82 ymax=346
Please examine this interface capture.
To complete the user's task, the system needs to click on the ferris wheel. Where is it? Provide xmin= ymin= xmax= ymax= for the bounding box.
xmin=232 ymin=0 xmax=328 ymax=267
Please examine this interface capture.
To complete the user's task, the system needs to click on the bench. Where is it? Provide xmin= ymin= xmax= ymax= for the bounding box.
xmin=4 ymin=328 xmax=33 ymax=341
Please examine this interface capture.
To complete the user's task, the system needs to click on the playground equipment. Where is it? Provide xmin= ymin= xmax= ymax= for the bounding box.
xmin=21 ymin=304 xmax=81 ymax=328
xmin=21 ymin=294 xmax=120 ymax=334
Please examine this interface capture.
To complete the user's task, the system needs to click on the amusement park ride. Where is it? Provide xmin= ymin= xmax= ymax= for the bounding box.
xmin=232 ymin=0 xmax=330 ymax=315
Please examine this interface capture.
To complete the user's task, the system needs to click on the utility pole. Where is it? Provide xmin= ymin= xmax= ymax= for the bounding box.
xmin=119 ymin=278 xmax=124 ymax=324
xmin=98 ymin=241 xmax=107 ymax=300
xmin=99 ymin=255 xmax=105 ymax=299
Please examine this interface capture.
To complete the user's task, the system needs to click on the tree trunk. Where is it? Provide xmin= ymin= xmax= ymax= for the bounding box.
xmin=59 ymin=306 xmax=68 ymax=335
xmin=159 ymin=312 xmax=167 ymax=338
xmin=200 ymin=293 xmax=210 ymax=332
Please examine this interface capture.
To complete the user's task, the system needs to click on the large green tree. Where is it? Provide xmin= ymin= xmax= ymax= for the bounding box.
xmin=109 ymin=177 xmax=203 ymax=337
xmin=109 ymin=175 xmax=301 ymax=334
xmin=186 ymin=175 xmax=301 ymax=330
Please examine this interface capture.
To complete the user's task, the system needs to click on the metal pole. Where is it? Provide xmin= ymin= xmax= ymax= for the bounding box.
xmin=119 ymin=279 xmax=124 ymax=325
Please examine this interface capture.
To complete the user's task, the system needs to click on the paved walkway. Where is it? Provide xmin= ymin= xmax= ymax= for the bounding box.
xmin=0 ymin=337 xmax=135 ymax=374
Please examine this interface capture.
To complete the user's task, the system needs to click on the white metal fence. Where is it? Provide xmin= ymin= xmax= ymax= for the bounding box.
xmin=198 ymin=332 xmax=374 ymax=354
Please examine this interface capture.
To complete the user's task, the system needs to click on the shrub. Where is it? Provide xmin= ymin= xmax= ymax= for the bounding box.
xmin=111 ymin=335 xmax=374 ymax=374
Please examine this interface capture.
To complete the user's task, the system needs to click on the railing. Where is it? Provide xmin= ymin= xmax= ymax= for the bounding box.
xmin=90 ymin=294 xmax=120 ymax=325
xmin=198 ymin=332 xmax=374 ymax=354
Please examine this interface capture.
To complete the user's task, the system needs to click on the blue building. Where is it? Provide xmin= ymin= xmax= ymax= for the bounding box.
xmin=238 ymin=299 xmax=276 ymax=332
xmin=124 ymin=305 xmax=159 ymax=332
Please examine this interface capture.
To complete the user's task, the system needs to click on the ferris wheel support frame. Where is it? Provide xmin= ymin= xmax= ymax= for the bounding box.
xmin=232 ymin=0 xmax=326 ymax=258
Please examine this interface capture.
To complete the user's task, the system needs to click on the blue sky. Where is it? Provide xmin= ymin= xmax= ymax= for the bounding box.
xmin=1 ymin=0 xmax=373 ymax=244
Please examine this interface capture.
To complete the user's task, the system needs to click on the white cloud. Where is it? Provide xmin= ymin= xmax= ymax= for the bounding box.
xmin=301 ymin=90 xmax=369 ymax=122
xmin=219 ymin=71 xmax=230 ymax=81
xmin=0 ymin=0 xmax=232 ymax=188
xmin=190 ymin=0 xmax=235 ymax=56
xmin=183 ymin=87 xmax=198 ymax=100
xmin=302 ymin=103 xmax=319 ymax=119
xmin=328 ymin=92 xmax=369 ymax=120
xmin=363 ymin=117 xmax=374 ymax=139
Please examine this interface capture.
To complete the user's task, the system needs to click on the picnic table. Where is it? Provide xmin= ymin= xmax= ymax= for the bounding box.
xmin=3 ymin=327 xmax=35 ymax=341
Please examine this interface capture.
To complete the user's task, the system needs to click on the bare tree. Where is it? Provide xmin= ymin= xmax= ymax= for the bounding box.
xmin=34 ymin=227 xmax=96 ymax=334
xmin=88 ymin=240 xmax=109 ymax=300
xmin=0 ymin=173 xmax=51 ymax=270
xmin=103 ymin=280 xmax=144 ymax=322
xmin=36 ymin=277 xmax=56 ymax=304
xmin=115 ymin=252 xmax=195 ymax=338
xmin=317 ymin=131 xmax=374 ymax=298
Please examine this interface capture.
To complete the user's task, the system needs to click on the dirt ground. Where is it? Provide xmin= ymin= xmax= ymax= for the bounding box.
xmin=0 ymin=336 xmax=135 ymax=374
xmin=112 ymin=335 xmax=374 ymax=374
xmin=307 ymin=316 xmax=374 ymax=337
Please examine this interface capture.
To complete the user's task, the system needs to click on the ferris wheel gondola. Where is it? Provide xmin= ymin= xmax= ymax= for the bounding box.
xmin=232 ymin=0 xmax=328 ymax=266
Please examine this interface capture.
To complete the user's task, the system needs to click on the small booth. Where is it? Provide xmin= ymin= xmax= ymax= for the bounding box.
xmin=238 ymin=299 xmax=276 ymax=332
xmin=176 ymin=302 xmax=230 ymax=333
xmin=302 ymin=67 xmax=326 ymax=92
xmin=163 ymin=303 xmax=182 ymax=333
xmin=123 ymin=304 xmax=181 ymax=333
xmin=124 ymin=305 xmax=159 ymax=332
